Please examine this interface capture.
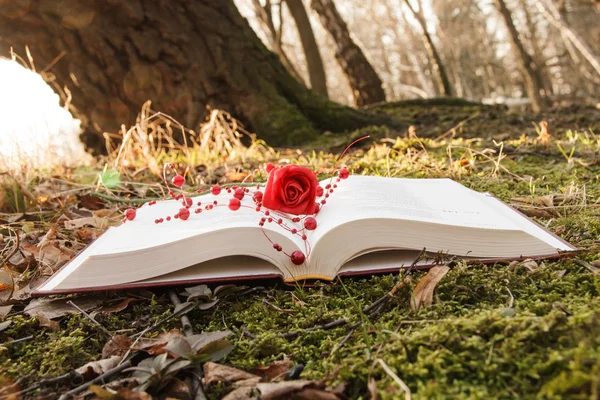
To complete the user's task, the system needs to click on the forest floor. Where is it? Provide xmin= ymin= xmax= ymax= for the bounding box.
xmin=1 ymin=100 xmax=600 ymax=399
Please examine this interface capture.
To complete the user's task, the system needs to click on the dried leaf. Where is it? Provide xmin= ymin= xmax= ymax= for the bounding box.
xmin=135 ymin=330 xmax=185 ymax=355
xmin=256 ymin=380 xmax=333 ymax=400
xmin=522 ymin=259 xmax=539 ymax=272
xmin=77 ymin=194 xmax=107 ymax=210
xmin=76 ymin=227 xmax=97 ymax=242
xmin=0 ymin=305 xmax=13 ymax=319
xmin=24 ymin=296 xmax=105 ymax=320
xmin=95 ymin=298 xmax=136 ymax=314
xmin=411 ymin=265 xmax=450 ymax=312
xmin=102 ymin=335 xmax=133 ymax=358
xmin=204 ymin=362 xmax=259 ymax=384
xmin=89 ymin=385 xmax=152 ymax=400
xmin=222 ymin=386 xmax=257 ymax=400
xmin=253 ymin=359 xmax=292 ymax=381
xmin=76 ymin=355 xmax=121 ymax=379
xmin=22 ymin=241 xmax=74 ymax=272
xmin=0 ymin=320 xmax=12 ymax=332
xmin=64 ymin=216 xmax=120 ymax=230
xmin=0 ymin=269 xmax=14 ymax=292
xmin=37 ymin=314 xmax=59 ymax=331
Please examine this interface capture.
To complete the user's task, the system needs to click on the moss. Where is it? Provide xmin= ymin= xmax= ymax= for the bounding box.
xmin=2 ymin=103 xmax=600 ymax=398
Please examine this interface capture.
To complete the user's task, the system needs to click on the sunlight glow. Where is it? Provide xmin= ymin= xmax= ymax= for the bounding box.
xmin=0 ymin=58 xmax=88 ymax=172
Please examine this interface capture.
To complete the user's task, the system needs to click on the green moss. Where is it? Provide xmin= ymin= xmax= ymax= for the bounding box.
xmin=2 ymin=103 xmax=600 ymax=398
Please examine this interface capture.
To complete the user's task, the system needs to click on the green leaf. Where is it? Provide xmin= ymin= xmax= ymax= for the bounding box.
xmin=193 ymin=339 xmax=233 ymax=363
xmin=163 ymin=336 xmax=192 ymax=358
xmin=99 ymin=169 xmax=122 ymax=189
xmin=189 ymin=331 xmax=232 ymax=353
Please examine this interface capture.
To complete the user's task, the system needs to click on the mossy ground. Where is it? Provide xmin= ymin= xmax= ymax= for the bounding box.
xmin=1 ymin=101 xmax=600 ymax=399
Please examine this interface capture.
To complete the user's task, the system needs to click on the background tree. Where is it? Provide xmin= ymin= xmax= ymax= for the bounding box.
xmin=0 ymin=0 xmax=384 ymax=147
xmin=311 ymin=0 xmax=386 ymax=106
xmin=286 ymin=0 xmax=329 ymax=97
xmin=495 ymin=0 xmax=545 ymax=112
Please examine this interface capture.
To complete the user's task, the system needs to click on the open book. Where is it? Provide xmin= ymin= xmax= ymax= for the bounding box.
xmin=35 ymin=176 xmax=575 ymax=294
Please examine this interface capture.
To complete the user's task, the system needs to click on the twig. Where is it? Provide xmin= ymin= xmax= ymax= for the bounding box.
xmin=2 ymin=335 xmax=34 ymax=346
xmin=57 ymin=360 xmax=132 ymax=400
xmin=67 ymin=301 xmax=112 ymax=338
xmin=376 ymin=359 xmax=411 ymax=400
xmin=168 ymin=290 xmax=193 ymax=337
xmin=0 ymin=371 xmax=82 ymax=400
xmin=242 ymin=326 xmax=256 ymax=340
xmin=252 ymin=250 xmax=428 ymax=341
xmin=168 ymin=290 xmax=207 ymax=400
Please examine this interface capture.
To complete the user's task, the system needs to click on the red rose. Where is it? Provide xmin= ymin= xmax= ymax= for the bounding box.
xmin=262 ymin=165 xmax=318 ymax=215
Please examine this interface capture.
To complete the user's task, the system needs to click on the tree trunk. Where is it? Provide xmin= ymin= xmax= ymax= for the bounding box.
xmin=251 ymin=0 xmax=305 ymax=84
xmin=495 ymin=0 xmax=544 ymax=113
xmin=310 ymin=0 xmax=386 ymax=107
xmin=403 ymin=0 xmax=452 ymax=97
xmin=285 ymin=0 xmax=328 ymax=98
xmin=0 ymin=0 xmax=385 ymax=148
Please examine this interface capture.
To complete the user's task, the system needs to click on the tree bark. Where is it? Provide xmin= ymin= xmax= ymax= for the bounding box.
xmin=0 ymin=0 xmax=385 ymax=148
xmin=403 ymin=0 xmax=452 ymax=97
xmin=495 ymin=0 xmax=544 ymax=113
xmin=285 ymin=0 xmax=328 ymax=98
xmin=251 ymin=0 xmax=305 ymax=84
xmin=311 ymin=0 xmax=386 ymax=107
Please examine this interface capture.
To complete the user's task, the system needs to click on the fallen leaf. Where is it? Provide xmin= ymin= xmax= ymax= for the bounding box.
xmin=37 ymin=314 xmax=59 ymax=331
xmin=410 ymin=265 xmax=450 ymax=312
xmin=76 ymin=227 xmax=97 ymax=242
xmin=522 ymin=259 xmax=539 ymax=272
xmin=89 ymin=385 xmax=152 ymax=400
xmin=0 ymin=269 xmax=14 ymax=292
xmin=256 ymin=380 xmax=335 ymax=400
xmin=64 ymin=216 xmax=120 ymax=230
xmin=77 ymin=194 xmax=107 ymax=210
xmin=0 ymin=320 xmax=12 ymax=332
xmin=95 ymin=298 xmax=136 ymax=314
xmin=102 ymin=335 xmax=133 ymax=358
xmin=253 ymin=359 xmax=292 ymax=381
xmin=222 ymin=386 xmax=257 ymax=400
xmin=204 ymin=362 xmax=259 ymax=384
xmin=0 ymin=305 xmax=13 ymax=319
xmin=76 ymin=355 xmax=121 ymax=379
xmin=24 ymin=296 xmax=105 ymax=320
xmin=22 ymin=241 xmax=75 ymax=272
xmin=135 ymin=330 xmax=186 ymax=355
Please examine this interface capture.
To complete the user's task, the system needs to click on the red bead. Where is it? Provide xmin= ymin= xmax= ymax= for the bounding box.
xmin=291 ymin=228 xmax=297 ymax=234
xmin=229 ymin=198 xmax=241 ymax=211
xmin=265 ymin=210 xmax=270 ymax=216
xmin=316 ymin=186 xmax=324 ymax=197
xmin=211 ymin=185 xmax=221 ymax=195
xmin=179 ymin=207 xmax=190 ymax=220
xmin=291 ymin=251 xmax=306 ymax=265
xmin=174 ymin=214 xmax=179 ymax=219
xmin=197 ymin=201 xmax=202 ymax=206
xmin=302 ymin=234 xmax=307 ymax=240
xmin=339 ymin=167 xmax=349 ymax=179
xmin=268 ymin=217 xmax=273 ymax=222
xmin=195 ymin=208 xmax=202 ymax=214
xmin=183 ymin=197 xmax=193 ymax=208
xmin=266 ymin=162 xmax=275 ymax=173
xmin=304 ymin=217 xmax=317 ymax=230
xmin=124 ymin=208 xmax=136 ymax=221
xmin=213 ymin=200 xmax=218 ymax=205
xmin=172 ymin=175 xmax=185 ymax=187
xmin=253 ymin=191 xmax=263 ymax=203
xmin=175 ymin=194 xmax=183 ymax=200
xmin=277 ymin=219 xmax=283 ymax=224
xmin=255 ymin=206 xmax=261 ymax=212
xmin=321 ymin=200 xmax=326 ymax=205
xmin=166 ymin=216 xmax=171 ymax=221
xmin=234 ymin=188 xmax=245 ymax=200
xmin=314 ymin=203 xmax=320 ymax=214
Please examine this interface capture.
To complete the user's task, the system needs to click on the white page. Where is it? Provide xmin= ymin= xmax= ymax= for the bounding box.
xmin=312 ymin=176 xmax=522 ymax=241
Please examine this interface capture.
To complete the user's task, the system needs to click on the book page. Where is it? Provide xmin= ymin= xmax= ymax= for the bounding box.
xmin=90 ymin=190 xmax=305 ymax=255
xmin=312 ymin=176 xmax=522 ymax=242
